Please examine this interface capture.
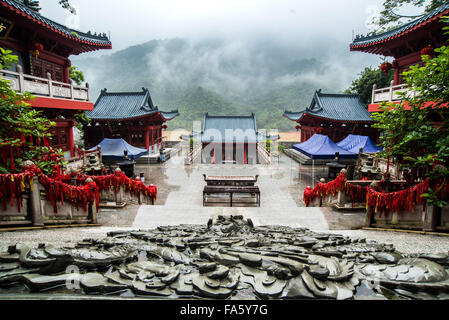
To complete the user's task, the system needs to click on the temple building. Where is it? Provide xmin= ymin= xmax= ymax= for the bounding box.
xmin=283 ymin=90 xmax=377 ymax=143
xmin=0 ymin=0 xmax=112 ymax=157
xmin=84 ymin=88 xmax=179 ymax=152
xmin=350 ymin=2 xmax=449 ymax=112
xmin=186 ymin=113 xmax=278 ymax=165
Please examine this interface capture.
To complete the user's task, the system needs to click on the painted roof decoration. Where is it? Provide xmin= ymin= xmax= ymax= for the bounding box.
xmin=0 ymin=0 xmax=112 ymax=51
xmin=86 ymin=88 xmax=179 ymax=121
xmin=350 ymin=1 xmax=449 ymax=52
xmin=293 ymin=134 xmax=359 ymax=160
xmin=283 ymin=90 xmax=374 ymax=123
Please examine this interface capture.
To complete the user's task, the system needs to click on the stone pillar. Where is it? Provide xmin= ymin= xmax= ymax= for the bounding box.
xmin=89 ymin=200 xmax=98 ymax=224
xmin=30 ymin=176 xmax=44 ymax=226
xmin=86 ymin=178 xmax=97 ymax=224
xmin=365 ymin=181 xmax=378 ymax=228
xmin=423 ymin=205 xmax=437 ymax=232
xmin=391 ymin=211 xmax=399 ymax=225
xmin=337 ymin=190 xmax=344 ymax=208
xmin=114 ymin=168 xmax=124 ymax=206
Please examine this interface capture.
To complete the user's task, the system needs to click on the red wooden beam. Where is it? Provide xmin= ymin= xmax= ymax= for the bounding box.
xmin=368 ymin=101 xmax=448 ymax=112
xmin=29 ymin=97 xmax=94 ymax=111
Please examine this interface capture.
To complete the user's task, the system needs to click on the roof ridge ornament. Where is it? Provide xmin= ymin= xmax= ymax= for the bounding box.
xmin=21 ymin=0 xmax=41 ymax=13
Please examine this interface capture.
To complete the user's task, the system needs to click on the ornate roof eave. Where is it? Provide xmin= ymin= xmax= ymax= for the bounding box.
xmin=350 ymin=2 xmax=449 ymax=54
xmin=0 ymin=0 xmax=112 ymax=52
xmin=290 ymin=112 xmax=375 ymax=124
xmin=90 ymin=110 xmax=179 ymax=122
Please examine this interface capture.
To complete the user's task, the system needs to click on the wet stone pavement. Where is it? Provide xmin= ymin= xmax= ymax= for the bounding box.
xmin=0 ymin=150 xmax=449 ymax=300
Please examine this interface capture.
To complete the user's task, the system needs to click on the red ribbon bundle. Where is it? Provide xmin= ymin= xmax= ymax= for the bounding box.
xmin=60 ymin=171 xmax=157 ymax=203
xmin=38 ymin=173 xmax=99 ymax=214
xmin=303 ymin=173 xmax=347 ymax=206
xmin=366 ymin=179 xmax=430 ymax=217
xmin=0 ymin=168 xmax=35 ymax=213
xmin=344 ymin=183 xmax=368 ymax=205
xmin=0 ymin=165 xmax=100 ymax=214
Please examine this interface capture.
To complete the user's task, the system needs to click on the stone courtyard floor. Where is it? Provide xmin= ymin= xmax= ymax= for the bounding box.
xmin=1 ymin=152 xmax=448 ymax=255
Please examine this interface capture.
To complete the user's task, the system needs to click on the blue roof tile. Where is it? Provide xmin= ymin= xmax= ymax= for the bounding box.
xmin=284 ymin=90 xmax=374 ymax=123
xmin=86 ymin=88 xmax=179 ymax=121
xmin=198 ymin=113 xmax=278 ymax=143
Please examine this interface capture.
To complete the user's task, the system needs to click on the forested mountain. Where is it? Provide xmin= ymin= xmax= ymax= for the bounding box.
xmin=72 ymin=38 xmax=376 ymax=131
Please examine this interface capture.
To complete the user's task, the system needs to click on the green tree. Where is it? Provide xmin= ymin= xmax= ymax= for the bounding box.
xmin=69 ymin=66 xmax=85 ymax=85
xmin=372 ymin=17 xmax=449 ymax=205
xmin=0 ymin=48 xmax=63 ymax=174
xmin=374 ymin=0 xmax=445 ymax=32
xmin=345 ymin=66 xmax=394 ymax=106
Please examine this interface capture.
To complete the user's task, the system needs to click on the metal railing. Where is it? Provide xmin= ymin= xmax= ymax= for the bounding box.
xmin=0 ymin=65 xmax=89 ymax=101
xmin=371 ymin=80 xmax=418 ymax=104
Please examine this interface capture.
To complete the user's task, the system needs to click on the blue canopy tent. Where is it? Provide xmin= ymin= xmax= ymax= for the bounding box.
xmin=292 ymin=134 xmax=358 ymax=160
xmin=89 ymin=138 xmax=149 ymax=161
xmin=336 ymin=135 xmax=382 ymax=154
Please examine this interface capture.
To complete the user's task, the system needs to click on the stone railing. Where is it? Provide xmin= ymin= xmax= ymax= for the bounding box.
xmin=0 ymin=175 xmax=97 ymax=227
xmin=0 ymin=65 xmax=89 ymax=101
xmin=371 ymin=80 xmax=418 ymax=104
xmin=185 ymin=142 xmax=202 ymax=165
xmin=257 ymin=142 xmax=272 ymax=165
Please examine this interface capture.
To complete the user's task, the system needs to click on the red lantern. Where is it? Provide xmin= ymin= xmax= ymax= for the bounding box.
xmin=162 ymin=125 xmax=168 ymax=130
xmin=32 ymin=42 xmax=44 ymax=59
xmin=295 ymin=125 xmax=300 ymax=131
xmin=380 ymin=62 xmax=392 ymax=75
xmin=421 ymin=45 xmax=434 ymax=57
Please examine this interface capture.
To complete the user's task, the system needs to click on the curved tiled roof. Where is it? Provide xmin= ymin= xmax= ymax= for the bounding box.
xmin=87 ymin=88 xmax=179 ymax=121
xmin=0 ymin=0 xmax=112 ymax=50
xmin=350 ymin=1 xmax=449 ymax=51
xmin=202 ymin=114 xmax=258 ymax=143
xmin=283 ymin=90 xmax=374 ymax=123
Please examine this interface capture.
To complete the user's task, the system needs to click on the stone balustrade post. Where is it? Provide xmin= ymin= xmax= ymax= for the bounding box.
xmin=86 ymin=178 xmax=97 ymax=224
xmin=86 ymin=83 xmax=90 ymax=101
xmin=423 ymin=205 xmax=437 ymax=232
xmin=389 ymin=79 xmax=394 ymax=102
xmin=16 ymin=65 xmax=24 ymax=92
xmin=30 ymin=176 xmax=44 ymax=226
xmin=70 ymin=82 xmax=74 ymax=100
xmin=114 ymin=168 xmax=124 ymax=206
xmin=391 ymin=211 xmax=399 ymax=225
xmin=337 ymin=190 xmax=344 ymax=208
xmin=47 ymin=72 xmax=53 ymax=97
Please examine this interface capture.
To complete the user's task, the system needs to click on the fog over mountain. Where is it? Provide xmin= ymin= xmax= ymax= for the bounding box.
xmin=72 ymin=36 xmax=380 ymax=131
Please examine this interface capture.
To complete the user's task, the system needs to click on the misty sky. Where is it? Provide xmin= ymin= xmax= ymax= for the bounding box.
xmin=40 ymin=0 xmax=386 ymax=55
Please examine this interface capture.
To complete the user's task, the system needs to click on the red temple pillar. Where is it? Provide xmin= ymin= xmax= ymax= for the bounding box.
xmin=145 ymin=129 xmax=150 ymax=150
xmin=244 ymin=143 xmax=247 ymax=165
xmin=159 ymin=126 xmax=162 ymax=149
xmin=394 ymin=67 xmax=400 ymax=85
xmin=64 ymin=59 xmax=71 ymax=84
xmin=150 ymin=127 xmax=154 ymax=151
xmin=68 ymin=120 xmax=75 ymax=157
